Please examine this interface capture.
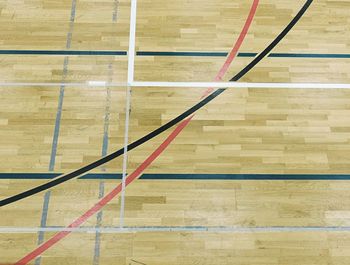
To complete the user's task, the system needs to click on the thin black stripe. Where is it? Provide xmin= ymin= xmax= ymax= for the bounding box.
xmin=0 ymin=89 xmax=225 ymax=206
xmin=0 ymin=0 xmax=314 ymax=207
xmin=230 ymin=0 xmax=313 ymax=81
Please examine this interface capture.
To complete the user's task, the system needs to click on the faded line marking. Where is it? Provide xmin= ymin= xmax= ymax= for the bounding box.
xmin=3 ymin=226 xmax=350 ymax=233
xmin=36 ymin=1 xmax=77 ymax=265
xmin=93 ymin=2 xmax=120 ymax=264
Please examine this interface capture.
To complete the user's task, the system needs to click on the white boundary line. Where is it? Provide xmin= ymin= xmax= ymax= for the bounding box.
xmin=1 ymin=226 xmax=350 ymax=233
xmin=131 ymin=81 xmax=350 ymax=89
xmin=127 ymin=0 xmax=137 ymax=85
xmin=0 ymin=81 xmax=350 ymax=89
xmin=119 ymin=0 xmax=137 ymax=228
xmin=119 ymin=84 xmax=131 ymax=228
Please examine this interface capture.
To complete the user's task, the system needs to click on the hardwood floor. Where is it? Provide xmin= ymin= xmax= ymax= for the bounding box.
xmin=1 ymin=0 xmax=350 ymax=264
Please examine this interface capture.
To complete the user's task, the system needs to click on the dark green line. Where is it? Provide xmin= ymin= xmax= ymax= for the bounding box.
xmin=137 ymin=51 xmax=229 ymax=57
xmin=137 ymin=51 xmax=350 ymax=58
xmin=0 ymin=50 xmax=349 ymax=58
xmin=0 ymin=0 xmax=328 ymax=208
xmin=269 ymin=53 xmax=350 ymax=58
xmin=137 ymin=51 xmax=259 ymax=57
xmin=1 ymin=173 xmax=350 ymax=180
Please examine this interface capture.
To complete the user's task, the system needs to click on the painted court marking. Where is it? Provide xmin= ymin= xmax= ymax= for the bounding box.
xmin=93 ymin=2 xmax=120 ymax=264
xmin=2 ymin=226 xmax=350 ymax=233
xmin=0 ymin=0 xmax=314 ymax=208
xmin=1 ymin=50 xmax=350 ymax=58
xmin=14 ymin=0 xmax=259 ymax=262
xmin=2 ymin=173 xmax=350 ymax=180
xmin=127 ymin=0 xmax=137 ymax=84
xmin=35 ymin=1 xmax=77 ymax=265
xmin=14 ymin=115 xmax=194 ymax=265
xmin=0 ymin=0 xmax=260 ymax=208
xmin=132 ymin=81 xmax=350 ymax=89
xmin=0 ymin=81 xmax=349 ymax=89
xmin=118 ymin=0 xmax=138 ymax=229
xmin=12 ymin=0 xmax=322 ymax=261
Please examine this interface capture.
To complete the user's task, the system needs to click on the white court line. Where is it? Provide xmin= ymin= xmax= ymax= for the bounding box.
xmin=1 ymin=226 xmax=350 ymax=233
xmin=119 ymin=84 xmax=131 ymax=228
xmin=119 ymin=0 xmax=138 ymax=228
xmin=127 ymin=0 xmax=137 ymax=84
xmin=131 ymin=81 xmax=350 ymax=89
xmin=0 ymin=81 xmax=350 ymax=89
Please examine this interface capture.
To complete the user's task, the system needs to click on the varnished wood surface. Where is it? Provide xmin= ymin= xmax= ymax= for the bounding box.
xmin=3 ymin=180 xmax=350 ymax=227
xmin=0 ymin=0 xmax=349 ymax=83
xmin=3 ymin=86 xmax=350 ymax=174
xmin=2 ymin=231 xmax=350 ymax=265
xmin=129 ymin=87 xmax=350 ymax=174
xmin=0 ymin=0 xmax=130 ymax=50
xmin=1 ymin=0 xmax=350 ymax=264
xmin=0 ymin=57 xmax=128 ymax=83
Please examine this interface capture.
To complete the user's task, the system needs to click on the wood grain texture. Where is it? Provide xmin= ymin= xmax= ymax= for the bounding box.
xmin=128 ymin=87 xmax=350 ymax=174
xmin=1 ymin=231 xmax=350 ymax=264
xmin=1 ymin=0 xmax=350 ymax=263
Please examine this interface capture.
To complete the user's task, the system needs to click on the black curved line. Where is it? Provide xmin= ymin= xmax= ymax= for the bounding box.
xmin=0 ymin=89 xmax=225 ymax=207
xmin=0 ymin=0 xmax=313 ymax=207
xmin=230 ymin=0 xmax=313 ymax=82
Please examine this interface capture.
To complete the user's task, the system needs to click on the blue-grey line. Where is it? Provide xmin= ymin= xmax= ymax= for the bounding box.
xmin=3 ymin=173 xmax=350 ymax=180
xmin=49 ymin=0 xmax=76 ymax=178
xmin=112 ymin=0 xmax=119 ymax=22
xmin=101 ymin=65 xmax=113 ymax=161
xmin=3 ymin=225 xmax=350 ymax=233
xmin=36 ymin=1 xmax=77 ymax=265
xmin=93 ymin=1 xmax=119 ymax=264
xmin=93 ymin=64 xmax=111 ymax=265
xmin=93 ymin=181 xmax=105 ymax=265
xmin=34 ymin=190 xmax=51 ymax=265
xmin=48 ymin=75 xmax=67 ymax=171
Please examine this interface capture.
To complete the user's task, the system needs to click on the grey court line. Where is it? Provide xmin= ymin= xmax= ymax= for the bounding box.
xmin=48 ymin=0 xmax=77 ymax=169
xmin=34 ymin=190 xmax=51 ymax=263
xmin=93 ymin=56 xmax=112 ymax=265
xmin=2 ymin=226 xmax=350 ymax=233
xmin=35 ymin=1 xmax=77 ymax=265
xmin=93 ymin=60 xmax=111 ymax=265
xmin=93 ymin=2 xmax=119 ymax=265
xmin=93 ymin=64 xmax=112 ymax=265
xmin=93 ymin=181 xmax=105 ymax=265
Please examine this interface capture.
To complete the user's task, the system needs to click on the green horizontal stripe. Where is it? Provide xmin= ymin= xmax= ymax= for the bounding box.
xmin=0 ymin=50 xmax=349 ymax=58
xmin=0 ymin=50 xmax=126 ymax=55
xmin=1 ymin=173 xmax=350 ymax=180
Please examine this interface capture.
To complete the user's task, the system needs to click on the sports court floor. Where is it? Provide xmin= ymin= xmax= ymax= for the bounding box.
xmin=1 ymin=0 xmax=350 ymax=264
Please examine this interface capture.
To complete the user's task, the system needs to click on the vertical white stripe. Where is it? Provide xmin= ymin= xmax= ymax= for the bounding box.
xmin=127 ymin=0 xmax=137 ymax=84
xmin=119 ymin=85 xmax=131 ymax=228
xmin=120 ymin=0 xmax=137 ymax=228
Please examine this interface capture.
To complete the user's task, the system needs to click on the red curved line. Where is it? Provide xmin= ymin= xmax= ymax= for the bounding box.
xmin=203 ymin=0 xmax=259 ymax=97
xmin=15 ymin=115 xmax=195 ymax=265
xmin=16 ymin=1 xmax=259 ymax=263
